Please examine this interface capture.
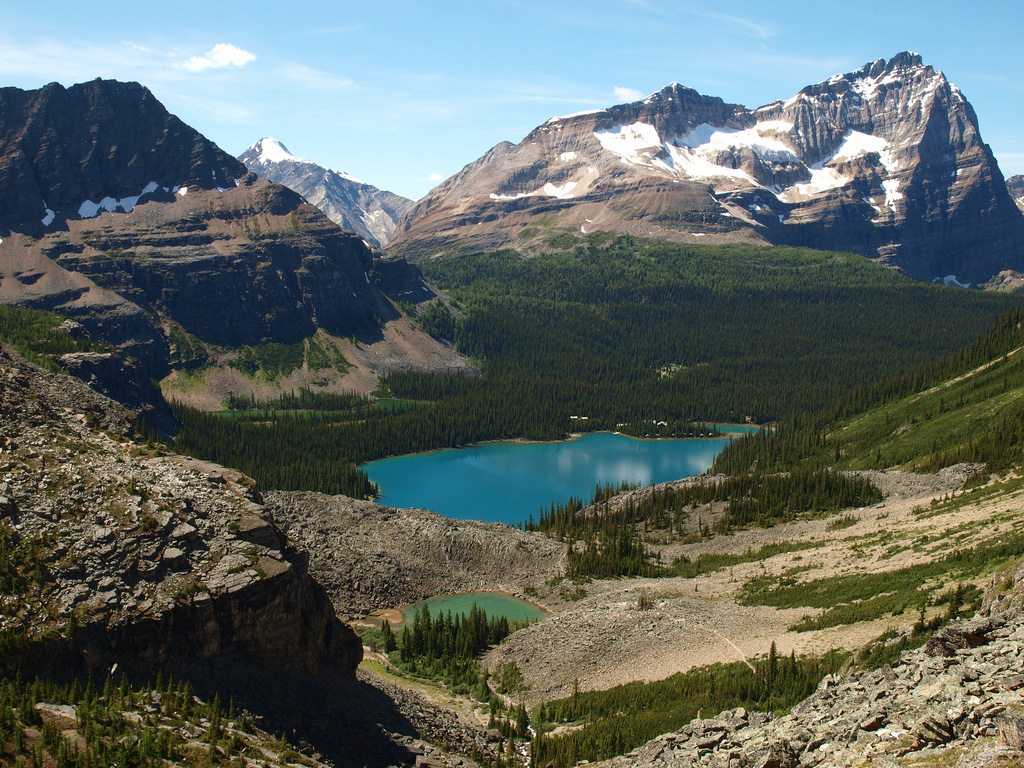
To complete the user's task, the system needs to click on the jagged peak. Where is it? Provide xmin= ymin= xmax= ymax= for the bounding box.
xmin=846 ymin=51 xmax=938 ymax=86
xmin=789 ymin=52 xmax=949 ymax=107
xmin=642 ymin=81 xmax=704 ymax=103
xmin=242 ymin=138 xmax=366 ymax=185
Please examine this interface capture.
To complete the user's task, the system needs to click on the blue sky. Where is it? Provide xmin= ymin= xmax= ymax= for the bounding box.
xmin=2 ymin=0 xmax=1021 ymax=201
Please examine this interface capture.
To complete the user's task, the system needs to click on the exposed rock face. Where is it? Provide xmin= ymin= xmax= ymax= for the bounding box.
xmin=240 ymin=138 xmax=414 ymax=247
xmin=0 ymin=343 xmax=362 ymax=678
xmin=57 ymin=350 xmax=176 ymax=434
xmin=392 ymin=53 xmax=1024 ymax=286
xmin=596 ymin=608 xmax=1024 ymax=768
xmin=1009 ymin=174 xmax=1024 ymax=213
xmin=0 ymin=78 xmax=244 ymax=237
xmin=0 ymin=80 xmax=435 ymax=401
xmin=265 ymin=491 xmax=565 ymax=617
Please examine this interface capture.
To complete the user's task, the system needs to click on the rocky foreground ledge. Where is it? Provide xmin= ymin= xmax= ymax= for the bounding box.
xmin=0 ymin=342 xmax=361 ymax=678
xmin=597 ymin=570 xmax=1024 ymax=768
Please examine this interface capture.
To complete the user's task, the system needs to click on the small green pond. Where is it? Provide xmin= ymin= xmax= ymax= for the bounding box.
xmin=390 ymin=591 xmax=548 ymax=627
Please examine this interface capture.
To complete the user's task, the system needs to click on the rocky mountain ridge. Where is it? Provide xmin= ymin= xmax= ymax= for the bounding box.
xmin=0 ymin=78 xmax=244 ymax=238
xmin=240 ymin=137 xmax=414 ymax=248
xmin=0 ymin=79 xmax=443 ymax=413
xmin=392 ymin=53 xmax=1024 ymax=286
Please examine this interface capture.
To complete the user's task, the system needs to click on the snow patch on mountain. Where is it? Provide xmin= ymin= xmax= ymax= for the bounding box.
xmin=881 ymin=179 xmax=903 ymax=214
xmin=78 ymin=181 xmax=166 ymax=218
xmin=490 ymin=181 xmax=580 ymax=201
xmin=596 ymin=120 xmax=799 ymax=186
xmin=250 ymin=138 xmax=364 ymax=185
xmin=832 ymin=131 xmax=890 ymax=165
xmin=256 ymin=137 xmax=307 ymax=165
xmin=777 ymin=167 xmax=850 ymax=203
xmin=545 ymin=109 xmax=603 ymax=124
xmin=594 ymin=122 xmax=663 ymax=164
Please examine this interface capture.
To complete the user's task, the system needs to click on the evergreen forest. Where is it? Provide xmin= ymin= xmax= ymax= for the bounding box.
xmin=167 ymin=237 xmax=1022 ymax=498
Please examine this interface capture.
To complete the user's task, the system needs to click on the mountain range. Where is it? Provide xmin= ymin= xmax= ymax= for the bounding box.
xmin=0 ymin=79 xmax=439 ymax=412
xmin=390 ymin=53 xmax=1024 ymax=287
xmin=2 ymin=55 xmax=1024 ymax=768
xmin=239 ymin=137 xmax=413 ymax=248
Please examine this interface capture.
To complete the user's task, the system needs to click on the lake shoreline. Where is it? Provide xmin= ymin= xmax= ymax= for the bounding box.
xmin=361 ymin=431 xmax=746 ymax=524
xmin=363 ymin=424 xmax=766 ymax=469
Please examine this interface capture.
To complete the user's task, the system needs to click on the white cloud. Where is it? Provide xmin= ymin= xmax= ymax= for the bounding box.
xmin=181 ymin=43 xmax=256 ymax=73
xmin=424 ymin=172 xmax=445 ymax=182
xmin=613 ymin=86 xmax=643 ymax=102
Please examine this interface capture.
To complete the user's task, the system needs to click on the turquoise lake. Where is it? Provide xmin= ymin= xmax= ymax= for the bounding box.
xmin=362 ymin=428 xmax=761 ymax=526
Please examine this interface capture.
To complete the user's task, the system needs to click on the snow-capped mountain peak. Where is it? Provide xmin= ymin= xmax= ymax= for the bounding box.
xmin=252 ymin=137 xmax=307 ymax=165
xmin=239 ymin=139 xmax=413 ymax=248
xmin=392 ymin=52 xmax=1024 ymax=285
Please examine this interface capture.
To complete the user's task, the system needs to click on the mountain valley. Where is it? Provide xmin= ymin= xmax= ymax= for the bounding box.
xmin=1 ymin=50 xmax=1024 ymax=768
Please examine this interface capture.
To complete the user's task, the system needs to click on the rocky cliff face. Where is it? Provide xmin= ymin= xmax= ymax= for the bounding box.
xmin=1009 ymin=175 xmax=1024 ymax=213
xmin=240 ymin=138 xmax=414 ymax=248
xmin=0 ymin=342 xmax=362 ymax=678
xmin=392 ymin=53 xmax=1024 ymax=286
xmin=0 ymin=78 xmax=244 ymax=237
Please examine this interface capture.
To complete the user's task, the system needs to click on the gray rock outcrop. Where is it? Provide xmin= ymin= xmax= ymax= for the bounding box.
xmin=0 ymin=342 xmax=362 ymax=678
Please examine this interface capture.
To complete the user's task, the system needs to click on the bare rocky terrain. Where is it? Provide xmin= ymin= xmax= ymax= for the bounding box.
xmin=479 ymin=463 xmax=1020 ymax=705
xmin=595 ymin=592 xmax=1024 ymax=768
xmin=0 ymin=342 xmax=499 ymax=767
xmin=266 ymin=490 xmax=565 ymax=617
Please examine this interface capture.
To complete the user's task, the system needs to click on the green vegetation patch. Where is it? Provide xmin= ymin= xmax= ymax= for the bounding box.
xmin=0 ymin=674 xmax=299 ymax=768
xmin=741 ymin=529 xmax=1024 ymax=631
xmin=531 ymin=648 xmax=849 ymax=768
xmin=228 ymin=340 xmax=307 ymax=378
xmin=713 ymin=308 xmax=1024 ymax=477
xmin=0 ymin=306 xmax=109 ymax=370
xmin=669 ymin=540 xmax=826 ymax=578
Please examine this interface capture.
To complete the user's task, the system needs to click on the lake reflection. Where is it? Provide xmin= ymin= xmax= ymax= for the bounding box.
xmin=361 ymin=432 xmax=732 ymax=525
